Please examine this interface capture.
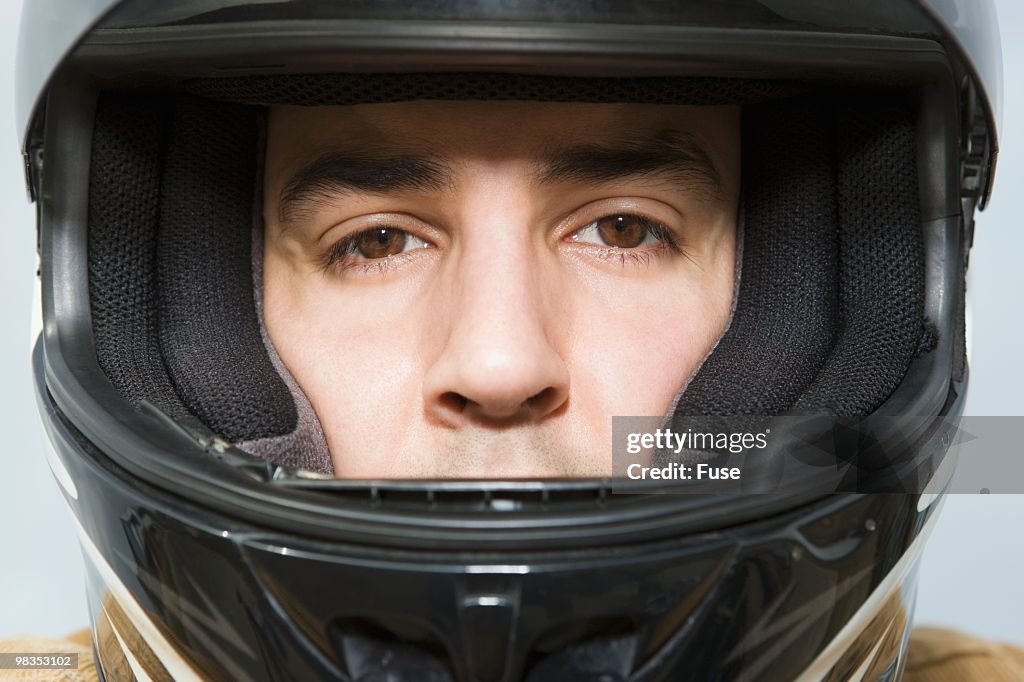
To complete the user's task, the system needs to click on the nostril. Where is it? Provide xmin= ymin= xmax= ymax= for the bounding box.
xmin=439 ymin=391 xmax=469 ymax=413
xmin=527 ymin=387 xmax=561 ymax=413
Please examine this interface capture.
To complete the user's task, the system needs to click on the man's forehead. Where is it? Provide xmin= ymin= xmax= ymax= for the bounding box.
xmin=264 ymin=101 xmax=739 ymax=227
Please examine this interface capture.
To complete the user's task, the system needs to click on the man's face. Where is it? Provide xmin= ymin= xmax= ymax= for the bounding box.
xmin=263 ymin=101 xmax=739 ymax=477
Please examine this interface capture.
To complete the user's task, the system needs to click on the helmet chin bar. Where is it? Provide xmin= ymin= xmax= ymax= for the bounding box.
xmin=42 ymin=359 xmax=941 ymax=680
xmin=30 ymin=13 xmax=976 ymax=681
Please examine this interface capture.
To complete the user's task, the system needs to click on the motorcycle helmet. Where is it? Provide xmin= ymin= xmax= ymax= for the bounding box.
xmin=17 ymin=1 xmax=1000 ymax=679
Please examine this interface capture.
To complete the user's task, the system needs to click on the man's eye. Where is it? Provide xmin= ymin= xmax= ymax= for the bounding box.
xmin=320 ymin=227 xmax=431 ymax=272
xmin=570 ymin=215 xmax=670 ymax=249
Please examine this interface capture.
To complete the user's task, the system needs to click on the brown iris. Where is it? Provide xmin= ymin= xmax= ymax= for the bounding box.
xmin=356 ymin=228 xmax=408 ymax=259
xmin=596 ymin=215 xmax=649 ymax=248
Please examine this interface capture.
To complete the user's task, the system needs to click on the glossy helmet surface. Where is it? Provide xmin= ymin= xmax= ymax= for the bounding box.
xmin=18 ymin=1 xmax=1000 ymax=680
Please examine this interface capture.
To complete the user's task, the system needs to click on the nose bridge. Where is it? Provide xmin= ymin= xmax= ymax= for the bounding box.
xmin=444 ymin=229 xmax=561 ymax=404
xmin=455 ymin=221 xmax=541 ymax=338
xmin=424 ymin=198 xmax=570 ymax=423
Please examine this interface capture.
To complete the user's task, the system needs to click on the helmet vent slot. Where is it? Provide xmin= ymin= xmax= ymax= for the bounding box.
xmin=328 ymin=617 xmax=455 ymax=682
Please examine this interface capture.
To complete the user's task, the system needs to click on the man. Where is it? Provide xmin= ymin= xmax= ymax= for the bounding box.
xmin=7 ymin=0 xmax=1020 ymax=680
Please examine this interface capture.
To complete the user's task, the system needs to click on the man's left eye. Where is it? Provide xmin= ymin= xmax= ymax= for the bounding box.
xmin=570 ymin=215 xmax=666 ymax=249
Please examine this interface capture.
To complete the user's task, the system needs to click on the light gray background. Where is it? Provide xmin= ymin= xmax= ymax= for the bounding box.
xmin=1 ymin=0 xmax=1021 ymax=645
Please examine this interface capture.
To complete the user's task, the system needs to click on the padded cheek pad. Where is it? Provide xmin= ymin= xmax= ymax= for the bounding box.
xmin=672 ymin=93 xmax=924 ymax=420
xmin=88 ymin=94 xmax=333 ymax=474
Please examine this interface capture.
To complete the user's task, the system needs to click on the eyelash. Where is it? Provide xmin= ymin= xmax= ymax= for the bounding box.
xmin=630 ymin=219 xmax=682 ymax=253
xmin=649 ymin=222 xmax=682 ymax=252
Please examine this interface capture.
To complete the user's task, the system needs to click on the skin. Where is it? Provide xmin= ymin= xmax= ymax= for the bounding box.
xmin=262 ymin=101 xmax=740 ymax=478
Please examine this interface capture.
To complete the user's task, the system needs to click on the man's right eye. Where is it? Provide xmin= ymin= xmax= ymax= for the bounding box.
xmin=320 ymin=227 xmax=432 ymax=272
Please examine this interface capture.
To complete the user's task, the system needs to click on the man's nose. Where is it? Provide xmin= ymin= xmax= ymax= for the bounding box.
xmin=423 ymin=242 xmax=570 ymax=426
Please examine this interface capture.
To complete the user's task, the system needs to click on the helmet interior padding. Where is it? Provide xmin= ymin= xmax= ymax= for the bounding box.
xmin=85 ymin=76 xmax=928 ymax=473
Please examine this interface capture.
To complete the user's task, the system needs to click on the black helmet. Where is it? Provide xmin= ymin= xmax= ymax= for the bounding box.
xmin=18 ymin=1 xmax=1000 ymax=680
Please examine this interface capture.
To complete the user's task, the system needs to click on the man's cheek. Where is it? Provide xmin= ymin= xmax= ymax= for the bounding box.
xmin=270 ymin=292 xmax=425 ymax=461
xmin=319 ymin=340 xmax=425 ymax=476
xmin=572 ymin=304 xmax=703 ymax=417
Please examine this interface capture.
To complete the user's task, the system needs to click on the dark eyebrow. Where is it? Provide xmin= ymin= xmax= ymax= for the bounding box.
xmin=278 ymin=151 xmax=452 ymax=226
xmin=537 ymin=130 xmax=723 ymax=200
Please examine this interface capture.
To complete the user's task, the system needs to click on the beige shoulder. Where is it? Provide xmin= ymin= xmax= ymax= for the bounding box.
xmin=0 ymin=631 xmax=96 ymax=682
xmin=906 ymin=626 xmax=1024 ymax=682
